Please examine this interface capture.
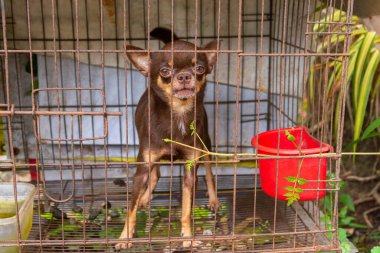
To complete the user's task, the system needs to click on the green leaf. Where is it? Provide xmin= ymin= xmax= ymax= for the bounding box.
xmin=327 ymin=62 xmax=342 ymax=97
xmin=294 ymin=187 xmax=304 ymax=193
xmin=285 ymin=186 xmax=295 ymax=191
xmin=293 ymin=193 xmax=300 ymax=200
xmin=361 ymin=117 xmax=380 ymax=140
xmin=347 ymin=222 xmax=367 ymax=229
xmin=341 ymin=241 xmax=351 ymax=253
xmin=339 ymin=206 xmax=348 ymax=218
xmin=338 ymin=228 xmax=348 ymax=242
xmin=297 ymin=178 xmax=307 ymax=185
xmin=309 ymin=62 xmax=315 ymax=103
xmin=40 ymin=212 xmax=54 ymax=220
xmin=286 ymin=176 xmax=297 ymax=183
xmin=286 ymin=199 xmax=295 ymax=206
xmin=353 ymin=48 xmax=380 ymax=153
xmin=346 ymin=132 xmax=380 ymax=149
xmin=283 ymin=192 xmax=294 ymax=197
xmin=285 ymin=130 xmax=296 ymax=142
xmin=334 ymin=92 xmax=342 ymax=144
xmin=371 ymin=73 xmax=380 ymax=99
xmin=321 ymin=214 xmax=331 ymax=224
xmin=339 ymin=193 xmax=355 ymax=212
xmin=186 ymin=160 xmax=195 ymax=171
xmin=353 ymin=32 xmax=377 ymax=111
xmin=370 ymin=246 xmax=380 ymax=253
xmin=340 ymin=216 xmax=355 ymax=226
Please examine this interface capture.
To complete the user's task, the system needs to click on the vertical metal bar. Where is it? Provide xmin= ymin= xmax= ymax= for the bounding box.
xmin=52 ymin=0 xmax=68 ymax=245
xmin=99 ymin=0 xmax=111 ymax=250
xmin=334 ymin=0 xmax=353 ymax=250
xmin=123 ymin=0 xmax=131 ymax=248
xmin=146 ymin=0 xmax=152 ymax=249
xmin=226 ymin=0 xmax=231 ymax=153
xmin=272 ymin=0 xmax=288 ymax=250
xmin=210 ymin=0 xmax=221 ymax=250
xmin=232 ymin=1 xmax=243 ymax=251
xmin=267 ymin=0 xmax=273 ymax=130
xmin=252 ymin=0 xmax=266 ymax=249
xmin=191 ymin=0 xmax=199 ymax=250
xmin=8 ymin=1 xmax=29 ymax=162
xmin=82 ymin=0 xmax=96 ymax=244
xmin=167 ymin=0 xmax=175 ymax=250
xmin=113 ymin=0 xmax=124 ymax=166
xmin=0 ymin=1 xmax=22 ymax=251
xmin=24 ymin=0 xmax=45 ymax=250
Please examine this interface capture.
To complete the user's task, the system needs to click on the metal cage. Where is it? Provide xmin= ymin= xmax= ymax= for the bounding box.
xmin=0 ymin=0 xmax=353 ymax=252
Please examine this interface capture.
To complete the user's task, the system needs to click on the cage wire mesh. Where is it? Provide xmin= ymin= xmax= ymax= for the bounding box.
xmin=0 ymin=0 xmax=353 ymax=252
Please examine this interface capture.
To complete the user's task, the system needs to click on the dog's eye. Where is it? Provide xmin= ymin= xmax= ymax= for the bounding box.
xmin=196 ymin=65 xmax=205 ymax=75
xmin=160 ymin=67 xmax=172 ymax=78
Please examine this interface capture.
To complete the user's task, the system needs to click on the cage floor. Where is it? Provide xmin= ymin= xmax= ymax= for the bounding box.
xmin=22 ymin=176 xmax=331 ymax=252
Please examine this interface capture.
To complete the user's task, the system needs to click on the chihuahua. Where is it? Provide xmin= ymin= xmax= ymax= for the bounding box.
xmin=115 ymin=27 xmax=220 ymax=250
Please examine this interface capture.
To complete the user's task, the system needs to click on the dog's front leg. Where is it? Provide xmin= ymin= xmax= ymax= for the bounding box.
xmin=181 ymin=164 xmax=197 ymax=248
xmin=116 ymin=150 xmax=161 ymax=250
xmin=115 ymin=165 xmax=148 ymax=250
xmin=204 ymin=155 xmax=221 ymax=212
xmin=181 ymin=151 xmax=201 ymax=248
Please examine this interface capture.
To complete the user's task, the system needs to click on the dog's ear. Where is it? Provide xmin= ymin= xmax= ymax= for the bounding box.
xmin=202 ymin=40 xmax=219 ymax=73
xmin=125 ymin=45 xmax=150 ymax=76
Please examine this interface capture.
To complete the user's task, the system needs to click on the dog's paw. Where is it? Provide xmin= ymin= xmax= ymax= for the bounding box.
xmin=114 ymin=242 xmax=132 ymax=251
xmin=182 ymin=240 xmax=202 ymax=248
xmin=208 ymin=198 xmax=221 ymax=213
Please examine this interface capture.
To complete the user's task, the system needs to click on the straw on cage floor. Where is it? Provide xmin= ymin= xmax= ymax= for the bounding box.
xmin=24 ymin=176 xmax=330 ymax=252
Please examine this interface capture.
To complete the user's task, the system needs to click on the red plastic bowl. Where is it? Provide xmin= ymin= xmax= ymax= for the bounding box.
xmin=251 ymin=127 xmax=332 ymax=201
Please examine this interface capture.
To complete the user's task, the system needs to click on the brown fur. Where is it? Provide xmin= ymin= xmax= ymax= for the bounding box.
xmin=115 ymin=27 xmax=220 ymax=250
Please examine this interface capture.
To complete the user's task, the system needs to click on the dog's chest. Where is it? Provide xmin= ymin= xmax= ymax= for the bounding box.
xmin=172 ymin=100 xmax=194 ymax=136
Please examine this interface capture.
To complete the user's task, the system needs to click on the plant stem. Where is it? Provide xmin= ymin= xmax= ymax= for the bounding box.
xmin=195 ymin=132 xmax=209 ymax=152
xmin=288 ymin=139 xmax=305 ymax=204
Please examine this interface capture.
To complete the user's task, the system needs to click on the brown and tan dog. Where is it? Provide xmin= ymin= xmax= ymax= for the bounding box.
xmin=115 ymin=27 xmax=220 ymax=250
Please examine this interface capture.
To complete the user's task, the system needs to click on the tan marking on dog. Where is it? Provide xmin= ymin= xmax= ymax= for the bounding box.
xmin=168 ymin=59 xmax=173 ymax=67
xmin=181 ymin=184 xmax=192 ymax=247
xmin=195 ymin=75 xmax=206 ymax=93
xmin=139 ymin=166 xmax=160 ymax=208
xmin=157 ymin=76 xmax=172 ymax=99
xmin=157 ymin=76 xmax=196 ymax=117
xmin=116 ymin=199 xmax=139 ymax=249
xmin=142 ymin=149 xmax=162 ymax=164
xmin=181 ymin=150 xmax=201 ymax=247
xmin=203 ymin=155 xmax=220 ymax=211
xmin=172 ymin=98 xmax=194 ymax=115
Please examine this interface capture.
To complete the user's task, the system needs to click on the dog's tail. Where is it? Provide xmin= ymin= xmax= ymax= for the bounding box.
xmin=150 ymin=27 xmax=179 ymax=44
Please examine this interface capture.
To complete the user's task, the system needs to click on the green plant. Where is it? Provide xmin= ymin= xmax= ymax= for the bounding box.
xmin=320 ymin=174 xmax=367 ymax=253
xmin=163 ymin=122 xmax=256 ymax=171
xmin=165 ymin=123 xmax=311 ymax=206
xmin=283 ymin=129 xmax=308 ymax=206
xmin=308 ymin=8 xmax=380 ymax=152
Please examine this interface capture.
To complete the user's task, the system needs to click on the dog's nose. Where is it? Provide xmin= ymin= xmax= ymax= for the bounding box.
xmin=176 ymin=72 xmax=192 ymax=84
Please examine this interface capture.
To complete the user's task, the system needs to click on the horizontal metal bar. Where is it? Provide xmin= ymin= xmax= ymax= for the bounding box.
xmin=0 ymin=105 xmax=122 ymax=116
xmin=0 ymin=229 xmax=336 ymax=246
xmin=239 ymin=52 xmax=350 ymax=57
xmin=0 ymin=110 xmax=122 ymax=116
xmin=0 ymin=49 xmax=350 ymax=57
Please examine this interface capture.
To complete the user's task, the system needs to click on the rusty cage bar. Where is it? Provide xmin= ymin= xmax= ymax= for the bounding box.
xmin=0 ymin=0 xmax=353 ymax=252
